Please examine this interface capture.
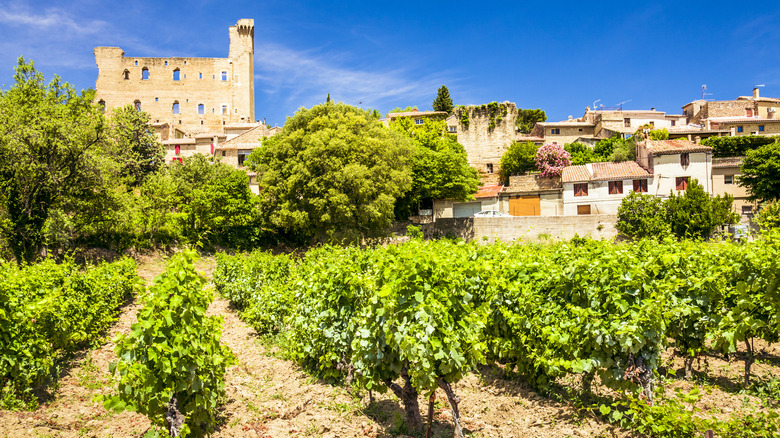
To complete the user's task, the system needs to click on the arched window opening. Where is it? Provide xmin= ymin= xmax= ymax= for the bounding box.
xmin=123 ymin=70 xmax=130 ymax=80
xmin=134 ymin=100 xmax=141 ymax=111
xmin=172 ymin=101 xmax=180 ymax=114
xmin=173 ymin=68 xmax=180 ymax=81
xmin=141 ymin=67 xmax=149 ymax=80
xmin=98 ymin=100 xmax=106 ymax=112
xmin=197 ymin=104 xmax=204 ymax=114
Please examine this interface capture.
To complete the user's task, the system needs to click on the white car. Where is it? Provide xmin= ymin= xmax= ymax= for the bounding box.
xmin=473 ymin=210 xmax=510 ymax=217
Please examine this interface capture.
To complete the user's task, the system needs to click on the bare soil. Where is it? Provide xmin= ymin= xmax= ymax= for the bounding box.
xmin=0 ymin=254 xmax=776 ymax=437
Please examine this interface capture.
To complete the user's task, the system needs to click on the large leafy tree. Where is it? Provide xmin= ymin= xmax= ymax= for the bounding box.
xmin=432 ymin=85 xmax=453 ymax=114
xmin=499 ymin=141 xmax=539 ymax=184
xmin=740 ymin=141 xmax=780 ymax=201
xmin=247 ymin=102 xmax=413 ymax=243
xmin=0 ymin=58 xmax=107 ymax=262
xmin=105 ymin=105 xmax=165 ymax=186
xmin=389 ymin=117 xmax=479 ymax=217
xmin=516 ymin=108 xmax=547 ymax=134
xmin=616 ymin=192 xmax=670 ymax=239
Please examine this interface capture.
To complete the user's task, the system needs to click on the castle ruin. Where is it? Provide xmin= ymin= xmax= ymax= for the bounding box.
xmin=94 ymin=19 xmax=255 ymax=136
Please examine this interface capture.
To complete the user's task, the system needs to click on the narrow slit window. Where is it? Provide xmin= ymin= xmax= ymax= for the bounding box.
xmin=172 ymin=101 xmax=180 ymax=114
xmin=123 ymin=70 xmax=130 ymax=80
xmin=134 ymin=100 xmax=141 ymax=111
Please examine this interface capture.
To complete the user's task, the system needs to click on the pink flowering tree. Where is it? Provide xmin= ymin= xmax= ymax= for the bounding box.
xmin=535 ymin=144 xmax=571 ymax=177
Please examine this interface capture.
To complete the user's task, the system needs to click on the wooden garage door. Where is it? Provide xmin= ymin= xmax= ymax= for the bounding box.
xmin=453 ymin=201 xmax=482 ymax=218
xmin=509 ymin=196 xmax=541 ymax=216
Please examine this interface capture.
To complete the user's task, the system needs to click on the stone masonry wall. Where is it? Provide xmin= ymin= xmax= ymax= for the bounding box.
xmin=421 ymin=215 xmax=617 ymax=243
xmin=455 ymin=102 xmax=518 ymax=184
xmin=94 ymin=19 xmax=255 ymax=136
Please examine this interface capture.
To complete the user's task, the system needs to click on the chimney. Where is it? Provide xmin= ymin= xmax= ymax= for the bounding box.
xmin=651 ymin=107 xmax=655 ymax=111
xmin=753 ymin=87 xmax=760 ymax=99
xmin=568 ymin=115 xmax=573 ymax=120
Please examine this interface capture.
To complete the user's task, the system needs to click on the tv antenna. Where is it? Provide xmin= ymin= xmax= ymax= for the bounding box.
xmin=592 ymin=99 xmax=601 ymax=110
xmin=701 ymin=84 xmax=713 ymax=100
xmin=617 ymin=99 xmax=632 ymax=111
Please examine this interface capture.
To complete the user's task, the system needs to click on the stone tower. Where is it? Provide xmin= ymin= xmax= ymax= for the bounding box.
xmin=94 ymin=19 xmax=255 ymax=135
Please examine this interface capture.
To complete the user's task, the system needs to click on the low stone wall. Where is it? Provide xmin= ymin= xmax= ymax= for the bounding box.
xmin=421 ymin=215 xmax=618 ymax=243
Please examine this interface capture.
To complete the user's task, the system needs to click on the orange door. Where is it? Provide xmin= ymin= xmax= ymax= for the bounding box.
xmin=509 ymin=196 xmax=541 ymax=216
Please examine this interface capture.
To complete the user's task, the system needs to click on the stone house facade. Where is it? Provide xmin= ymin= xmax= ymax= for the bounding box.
xmin=94 ymin=19 xmax=255 ymax=137
xmin=681 ymin=88 xmax=780 ymax=137
xmin=452 ymin=102 xmax=518 ymax=185
xmin=561 ymin=161 xmax=653 ymax=216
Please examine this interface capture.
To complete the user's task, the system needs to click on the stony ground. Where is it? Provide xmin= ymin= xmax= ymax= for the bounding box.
xmin=0 ymin=253 xmax=777 ymax=437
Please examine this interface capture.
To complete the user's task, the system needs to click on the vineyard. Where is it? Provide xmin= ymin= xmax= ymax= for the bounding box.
xmin=213 ymin=235 xmax=780 ymax=437
xmin=1 ymin=235 xmax=780 ymax=436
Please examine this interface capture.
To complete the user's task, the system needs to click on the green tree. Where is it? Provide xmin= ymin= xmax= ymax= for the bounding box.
xmin=666 ymin=179 xmax=736 ymax=239
xmin=0 ymin=58 xmax=107 ymax=263
xmin=246 ymin=102 xmax=413 ymax=243
xmin=649 ymin=128 xmax=669 ymax=140
xmin=565 ymin=142 xmax=603 ymax=165
xmin=701 ymin=134 xmax=779 ymax=157
xmin=389 ymin=117 xmax=479 ymax=217
xmin=105 ymin=105 xmax=165 ymax=186
xmin=615 ymin=192 xmax=670 ymax=239
xmin=757 ymin=202 xmax=780 ymax=230
xmin=515 ymin=108 xmax=547 ymax=134
xmin=739 ymin=142 xmax=780 ymax=201
xmin=432 ymin=85 xmax=454 ymax=114
xmin=499 ymin=141 xmax=539 ymax=184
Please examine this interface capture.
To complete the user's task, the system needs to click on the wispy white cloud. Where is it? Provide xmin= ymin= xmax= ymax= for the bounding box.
xmin=0 ymin=8 xmax=108 ymax=35
xmin=254 ymin=42 xmax=456 ymax=112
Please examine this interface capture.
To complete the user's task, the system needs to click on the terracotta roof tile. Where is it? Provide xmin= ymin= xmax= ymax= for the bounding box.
xmin=641 ymin=140 xmax=712 ymax=155
xmin=562 ymin=165 xmax=591 ymax=183
xmin=591 ymin=161 xmax=651 ymax=181
xmin=707 ymin=117 xmax=780 ymax=123
xmin=475 ymin=185 xmax=504 ymax=198
xmin=217 ymin=125 xmax=268 ymax=150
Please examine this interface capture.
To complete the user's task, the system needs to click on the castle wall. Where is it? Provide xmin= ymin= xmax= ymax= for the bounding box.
xmin=94 ymin=19 xmax=255 ymax=136
xmin=455 ymin=102 xmax=518 ymax=184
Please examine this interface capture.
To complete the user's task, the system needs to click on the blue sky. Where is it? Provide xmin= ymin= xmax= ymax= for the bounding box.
xmin=1 ymin=0 xmax=779 ymax=127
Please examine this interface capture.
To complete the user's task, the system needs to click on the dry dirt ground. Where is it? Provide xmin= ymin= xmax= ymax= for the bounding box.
xmin=0 ymin=254 xmax=776 ymax=437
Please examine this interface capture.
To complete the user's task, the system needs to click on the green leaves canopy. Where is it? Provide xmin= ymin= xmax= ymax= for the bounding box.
xmin=247 ymin=102 xmax=413 ymax=243
xmin=739 ymin=141 xmax=780 ymax=201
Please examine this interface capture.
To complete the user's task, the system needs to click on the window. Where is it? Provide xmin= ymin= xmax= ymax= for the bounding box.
xmin=671 ymin=120 xmax=676 ymax=127
xmin=448 ymin=126 xmax=457 ymax=133
xmin=680 ymin=153 xmax=690 ymax=167
xmin=141 ymin=67 xmax=149 ymax=80
xmin=577 ymin=205 xmax=591 ymax=215
xmin=134 ymin=100 xmax=141 ymax=111
xmin=134 ymin=60 xmax=138 ymax=66
xmin=238 ymin=149 xmax=251 ymax=166
xmin=737 ymin=126 xmax=744 ymax=133
xmin=221 ymin=71 xmax=228 ymax=81
xmin=155 ymin=97 xmax=159 ymax=102
xmin=199 ymin=72 xmax=203 ymax=79
xmin=574 ymin=183 xmax=588 ymax=197
xmin=724 ymin=175 xmax=734 ymax=185
xmin=221 ymin=105 xmax=228 ymax=114
xmin=746 ymin=108 xmax=753 ymax=117
xmin=198 ymin=104 xmax=204 ymax=114
xmin=98 ymin=100 xmax=105 ymax=112
xmin=414 ymin=118 xmax=424 ymax=125
xmin=486 ymin=163 xmax=493 ymax=174
xmin=221 ymin=151 xmax=226 ymax=157
xmin=184 ymin=61 xmax=187 ymax=65
xmin=633 ymin=179 xmax=648 ymax=193
xmin=123 ymin=69 xmax=130 ymax=80
xmin=676 ymin=177 xmax=689 ymax=191
xmin=173 ymin=69 xmax=180 ymax=81
xmin=551 ymin=128 xmax=560 ymax=135
xmin=759 ymin=125 xmax=765 ymax=132
xmin=174 ymin=145 xmax=181 ymax=155
xmin=624 ymin=118 xmax=631 ymax=127
xmin=649 ymin=121 xmax=655 ymax=127
xmin=172 ymin=101 xmax=180 ymax=114
xmin=164 ymin=61 xmax=168 ymax=66
xmin=578 ymin=128 xmax=583 ymax=132
xmin=608 ymin=181 xmax=623 ymax=195
xmin=742 ymin=205 xmax=753 ymax=214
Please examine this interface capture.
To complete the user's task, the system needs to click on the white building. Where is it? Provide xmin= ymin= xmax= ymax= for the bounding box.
xmin=636 ymin=139 xmax=713 ymax=197
xmin=561 ymin=161 xmax=652 ymax=215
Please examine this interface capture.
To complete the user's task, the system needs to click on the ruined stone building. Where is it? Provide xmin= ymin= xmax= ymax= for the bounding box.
xmin=94 ymin=19 xmax=256 ymax=138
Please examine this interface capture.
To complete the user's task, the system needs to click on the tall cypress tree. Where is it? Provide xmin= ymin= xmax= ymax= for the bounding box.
xmin=432 ymin=85 xmax=453 ymax=114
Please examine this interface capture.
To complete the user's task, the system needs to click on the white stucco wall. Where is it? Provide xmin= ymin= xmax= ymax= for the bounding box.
xmin=562 ymin=179 xmax=647 ymax=216
xmin=647 ymin=152 xmax=711 ymax=198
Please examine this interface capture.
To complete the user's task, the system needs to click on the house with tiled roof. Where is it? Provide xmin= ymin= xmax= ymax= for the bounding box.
xmin=636 ymin=139 xmax=713 ymax=197
xmin=561 ymin=161 xmax=653 ymax=215
xmin=712 ymin=156 xmax=757 ymax=217
xmin=682 ymin=87 xmax=780 ymax=137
